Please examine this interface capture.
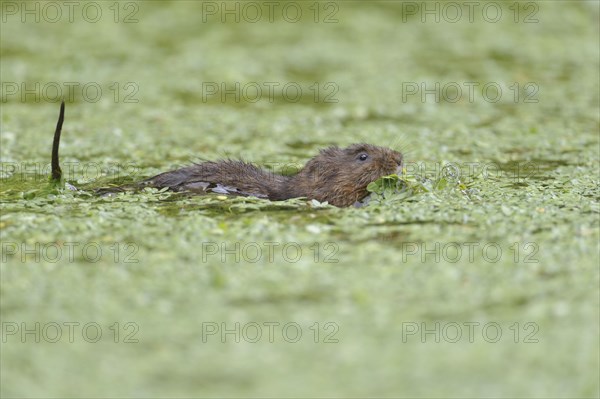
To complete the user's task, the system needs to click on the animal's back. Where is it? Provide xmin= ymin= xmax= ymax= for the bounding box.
xmin=145 ymin=160 xmax=289 ymax=199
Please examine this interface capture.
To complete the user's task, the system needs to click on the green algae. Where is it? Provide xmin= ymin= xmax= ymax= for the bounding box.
xmin=1 ymin=1 xmax=599 ymax=398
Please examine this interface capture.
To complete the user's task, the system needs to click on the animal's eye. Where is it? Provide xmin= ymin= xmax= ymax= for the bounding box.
xmin=358 ymin=153 xmax=368 ymax=161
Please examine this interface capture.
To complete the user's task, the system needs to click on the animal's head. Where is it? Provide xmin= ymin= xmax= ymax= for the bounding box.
xmin=297 ymin=143 xmax=403 ymax=207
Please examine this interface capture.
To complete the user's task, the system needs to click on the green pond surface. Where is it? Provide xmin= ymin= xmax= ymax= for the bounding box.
xmin=1 ymin=1 xmax=599 ymax=397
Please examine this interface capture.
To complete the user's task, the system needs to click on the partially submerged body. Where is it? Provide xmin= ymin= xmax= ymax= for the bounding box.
xmin=51 ymin=103 xmax=403 ymax=207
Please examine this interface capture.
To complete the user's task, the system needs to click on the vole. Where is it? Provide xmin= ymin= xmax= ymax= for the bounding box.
xmin=50 ymin=102 xmax=403 ymax=207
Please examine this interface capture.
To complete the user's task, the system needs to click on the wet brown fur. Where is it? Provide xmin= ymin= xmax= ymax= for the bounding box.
xmin=143 ymin=143 xmax=403 ymax=207
xmin=50 ymin=103 xmax=403 ymax=207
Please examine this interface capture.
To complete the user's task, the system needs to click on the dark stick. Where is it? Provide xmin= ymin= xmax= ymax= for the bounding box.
xmin=51 ymin=101 xmax=65 ymax=181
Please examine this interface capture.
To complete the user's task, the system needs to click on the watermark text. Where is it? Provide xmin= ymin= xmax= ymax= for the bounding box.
xmin=1 ymin=81 xmax=140 ymax=103
xmin=1 ymin=241 xmax=140 ymax=264
xmin=402 ymin=321 xmax=539 ymax=343
xmin=1 ymin=1 xmax=139 ymax=23
xmin=201 ymin=321 xmax=339 ymax=343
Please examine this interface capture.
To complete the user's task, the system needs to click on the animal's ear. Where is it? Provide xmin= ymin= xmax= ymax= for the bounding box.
xmin=319 ymin=146 xmax=340 ymax=157
xmin=345 ymin=143 xmax=369 ymax=155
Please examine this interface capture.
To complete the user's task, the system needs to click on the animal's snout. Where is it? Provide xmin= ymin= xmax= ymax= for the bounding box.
xmin=394 ymin=153 xmax=404 ymax=173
